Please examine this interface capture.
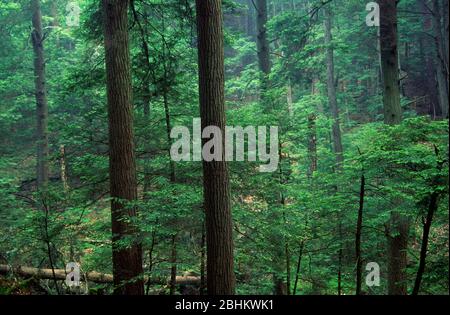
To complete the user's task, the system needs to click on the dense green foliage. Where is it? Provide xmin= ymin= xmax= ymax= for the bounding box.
xmin=0 ymin=0 xmax=448 ymax=295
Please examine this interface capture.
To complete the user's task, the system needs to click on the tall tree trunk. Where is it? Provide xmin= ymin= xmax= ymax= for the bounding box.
xmin=256 ymin=0 xmax=271 ymax=75
xmin=195 ymin=0 xmax=235 ymax=295
xmin=442 ymin=0 xmax=449 ymax=86
xmin=31 ymin=0 xmax=49 ymax=189
xmin=324 ymin=6 xmax=343 ymax=167
xmin=324 ymin=6 xmax=345 ymax=295
xmin=379 ymin=0 xmax=402 ymax=125
xmin=432 ymin=0 xmax=449 ymax=118
xmin=102 ymin=0 xmax=144 ymax=295
xmin=379 ymin=0 xmax=408 ymax=295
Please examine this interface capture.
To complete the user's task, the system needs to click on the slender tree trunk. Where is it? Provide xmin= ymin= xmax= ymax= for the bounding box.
xmin=324 ymin=6 xmax=343 ymax=167
xmin=163 ymin=88 xmax=176 ymax=182
xmin=412 ymin=192 xmax=439 ymax=295
xmin=145 ymin=230 xmax=156 ymax=295
xmin=169 ymin=234 xmax=177 ymax=295
xmin=412 ymin=150 xmax=444 ymax=295
xmin=285 ymin=232 xmax=291 ymax=295
xmin=102 ymin=0 xmax=144 ymax=295
xmin=195 ymin=0 xmax=235 ymax=295
xmin=31 ymin=0 xmax=49 ymax=189
xmin=324 ymin=7 xmax=345 ymax=296
xmin=293 ymin=240 xmax=304 ymax=295
xmin=355 ymin=174 xmax=365 ymax=295
xmin=59 ymin=145 xmax=69 ymax=191
xmin=287 ymin=78 xmax=294 ymax=117
xmin=307 ymin=114 xmax=318 ymax=176
xmin=337 ymin=221 xmax=342 ymax=296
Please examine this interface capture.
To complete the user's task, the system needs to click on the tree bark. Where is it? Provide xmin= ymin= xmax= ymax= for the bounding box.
xmin=379 ymin=0 xmax=409 ymax=295
xmin=31 ymin=0 xmax=49 ymax=189
xmin=379 ymin=0 xmax=402 ymax=125
xmin=0 ymin=264 xmax=200 ymax=286
xmin=292 ymin=241 xmax=304 ymax=295
xmin=431 ymin=0 xmax=449 ymax=117
xmin=412 ymin=149 xmax=444 ymax=295
xmin=195 ymin=0 xmax=235 ymax=295
xmin=102 ymin=0 xmax=144 ymax=295
xmin=255 ymin=0 xmax=271 ymax=75
xmin=324 ymin=6 xmax=344 ymax=167
xmin=412 ymin=192 xmax=439 ymax=295
xmin=200 ymin=220 xmax=206 ymax=295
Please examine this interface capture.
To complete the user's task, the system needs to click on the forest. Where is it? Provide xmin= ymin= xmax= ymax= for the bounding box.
xmin=0 ymin=0 xmax=448 ymax=296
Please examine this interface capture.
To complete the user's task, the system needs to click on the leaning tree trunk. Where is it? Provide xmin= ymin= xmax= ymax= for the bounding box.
xmin=379 ymin=0 xmax=408 ymax=295
xmin=102 ymin=0 xmax=144 ymax=295
xmin=412 ymin=192 xmax=439 ymax=295
xmin=195 ymin=0 xmax=235 ymax=295
xmin=31 ymin=0 xmax=49 ymax=189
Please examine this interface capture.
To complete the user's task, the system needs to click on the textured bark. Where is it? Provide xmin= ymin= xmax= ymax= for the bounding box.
xmin=386 ymin=212 xmax=409 ymax=295
xmin=324 ymin=7 xmax=344 ymax=167
xmin=255 ymin=0 xmax=271 ymax=75
xmin=379 ymin=0 xmax=409 ymax=295
xmin=200 ymin=220 xmax=206 ymax=295
xmin=195 ymin=0 xmax=235 ymax=295
xmin=379 ymin=0 xmax=402 ymax=125
xmin=31 ymin=0 xmax=49 ymax=189
xmin=443 ymin=0 xmax=449 ymax=85
xmin=102 ymin=0 xmax=144 ymax=295
xmin=432 ymin=0 xmax=449 ymax=117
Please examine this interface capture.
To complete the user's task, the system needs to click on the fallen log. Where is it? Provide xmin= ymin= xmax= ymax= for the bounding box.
xmin=0 ymin=265 xmax=200 ymax=286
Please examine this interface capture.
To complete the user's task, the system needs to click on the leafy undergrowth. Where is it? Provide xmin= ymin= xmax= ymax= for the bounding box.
xmin=0 ymin=276 xmax=47 ymax=295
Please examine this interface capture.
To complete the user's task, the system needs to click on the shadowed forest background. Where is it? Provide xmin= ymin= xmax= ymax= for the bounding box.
xmin=0 ymin=0 xmax=448 ymax=295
